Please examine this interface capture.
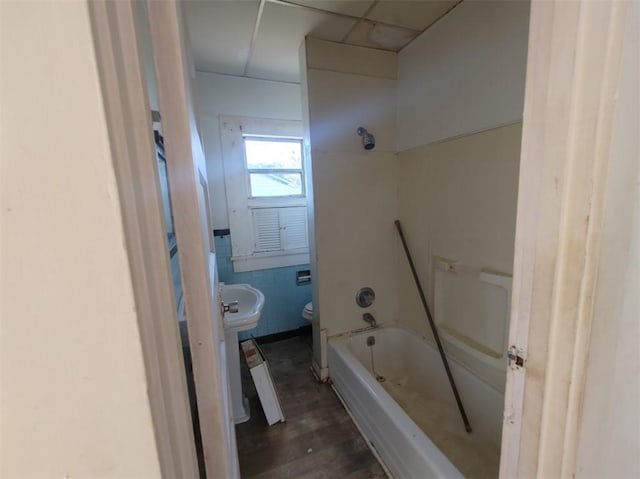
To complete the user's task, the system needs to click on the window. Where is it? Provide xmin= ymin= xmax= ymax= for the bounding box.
xmin=221 ymin=117 xmax=309 ymax=272
xmin=244 ymin=137 xmax=304 ymax=198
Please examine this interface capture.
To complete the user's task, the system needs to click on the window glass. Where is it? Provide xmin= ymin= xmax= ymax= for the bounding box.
xmin=245 ymin=138 xmax=302 ymax=169
xmin=249 ymin=173 xmax=302 ymax=197
xmin=244 ymin=137 xmax=304 ymax=197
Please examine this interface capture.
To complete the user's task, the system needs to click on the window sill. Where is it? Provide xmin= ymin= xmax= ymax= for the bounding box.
xmin=231 ymin=251 xmax=310 ymax=273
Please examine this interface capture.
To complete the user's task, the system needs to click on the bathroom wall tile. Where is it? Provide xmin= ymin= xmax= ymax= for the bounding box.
xmin=215 ymin=234 xmax=312 ymax=339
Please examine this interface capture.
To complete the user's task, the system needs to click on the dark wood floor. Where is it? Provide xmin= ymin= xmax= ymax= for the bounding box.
xmin=236 ymin=334 xmax=387 ymax=479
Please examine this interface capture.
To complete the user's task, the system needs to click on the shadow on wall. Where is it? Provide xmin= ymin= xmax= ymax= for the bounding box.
xmin=214 ymin=234 xmax=311 ymax=340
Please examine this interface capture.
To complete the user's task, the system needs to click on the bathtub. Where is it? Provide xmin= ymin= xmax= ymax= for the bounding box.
xmin=328 ymin=326 xmax=504 ymax=478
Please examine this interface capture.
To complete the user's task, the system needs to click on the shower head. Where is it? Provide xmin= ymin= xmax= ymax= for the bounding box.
xmin=357 ymin=127 xmax=375 ymax=150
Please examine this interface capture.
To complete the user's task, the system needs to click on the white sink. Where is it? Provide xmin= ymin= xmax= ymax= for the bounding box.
xmin=220 ymin=283 xmax=265 ymax=333
xmin=220 ymin=283 xmax=265 ymax=424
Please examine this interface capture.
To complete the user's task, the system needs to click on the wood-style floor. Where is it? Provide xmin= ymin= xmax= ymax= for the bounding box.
xmin=236 ymin=334 xmax=387 ymax=479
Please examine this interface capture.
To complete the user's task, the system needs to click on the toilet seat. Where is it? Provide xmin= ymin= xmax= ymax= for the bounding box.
xmin=302 ymin=302 xmax=313 ymax=321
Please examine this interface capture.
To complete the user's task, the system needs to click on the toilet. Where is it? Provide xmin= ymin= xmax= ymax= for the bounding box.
xmin=302 ymin=302 xmax=313 ymax=322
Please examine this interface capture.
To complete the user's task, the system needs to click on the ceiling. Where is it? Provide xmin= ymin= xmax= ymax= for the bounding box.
xmin=183 ymin=0 xmax=461 ymax=83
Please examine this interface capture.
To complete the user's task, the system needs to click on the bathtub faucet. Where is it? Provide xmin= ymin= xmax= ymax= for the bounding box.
xmin=362 ymin=313 xmax=377 ymax=328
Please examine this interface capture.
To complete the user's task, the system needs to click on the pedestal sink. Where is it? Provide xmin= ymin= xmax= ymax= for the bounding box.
xmin=220 ymin=283 xmax=264 ymax=424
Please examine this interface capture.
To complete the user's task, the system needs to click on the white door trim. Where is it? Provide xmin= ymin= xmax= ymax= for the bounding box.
xmin=88 ymin=1 xmax=199 ymax=476
xmin=147 ymin=2 xmax=232 ymax=477
xmin=500 ymin=1 xmax=631 ymax=477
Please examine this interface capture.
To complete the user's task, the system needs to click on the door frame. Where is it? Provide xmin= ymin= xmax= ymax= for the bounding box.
xmin=89 ymin=1 xmax=233 ymax=477
xmin=500 ymin=1 xmax=630 ymax=477
xmin=146 ymin=1 xmax=232 ymax=478
xmin=88 ymin=1 xmax=199 ymax=477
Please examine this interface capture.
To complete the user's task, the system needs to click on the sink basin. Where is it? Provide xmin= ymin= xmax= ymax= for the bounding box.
xmin=220 ymin=283 xmax=265 ymax=424
xmin=220 ymin=283 xmax=265 ymax=333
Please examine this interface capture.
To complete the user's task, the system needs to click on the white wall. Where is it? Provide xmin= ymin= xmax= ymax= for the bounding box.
xmin=575 ymin=4 xmax=639 ymax=476
xmin=1 ymin=2 xmax=160 ymax=476
xmin=195 ymin=72 xmax=302 ymax=229
xmin=397 ymin=0 xmax=530 ymax=151
xmin=305 ymin=38 xmax=398 ymax=338
xmin=134 ymin=0 xmax=159 ymax=113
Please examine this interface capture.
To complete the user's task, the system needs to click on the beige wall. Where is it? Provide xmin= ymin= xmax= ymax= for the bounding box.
xmin=1 ymin=2 xmax=161 ymax=476
xmin=393 ymin=0 xmax=527 ymax=385
xmin=304 ymin=1 xmax=527 ymax=344
xmin=305 ymin=38 xmax=399 ymax=338
xmin=397 ymin=124 xmax=522 ymax=370
xmin=397 ymin=0 xmax=530 ymax=150
xmin=575 ymin=3 xmax=639 ymax=476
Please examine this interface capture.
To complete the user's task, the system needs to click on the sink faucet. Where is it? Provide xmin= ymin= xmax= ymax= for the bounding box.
xmin=363 ymin=312 xmax=377 ymax=328
xmin=222 ymin=300 xmax=239 ymax=314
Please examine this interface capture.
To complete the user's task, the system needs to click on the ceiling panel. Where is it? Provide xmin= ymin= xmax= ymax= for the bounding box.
xmin=247 ymin=2 xmax=356 ymax=82
xmin=345 ymin=20 xmax=419 ymax=51
xmin=285 ymin=0 xmax=374 ymax=18
xmin=367 ymin=0 xmax=459 ymax=31
xmin=183 ymin=0 xmax=259 ymax=75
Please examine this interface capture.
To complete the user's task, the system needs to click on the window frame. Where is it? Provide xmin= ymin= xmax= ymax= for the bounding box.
xmin=243 ymin=135 xmax=306 ymax=200
xmin=220 ymin=116 xmax=309 ymax=272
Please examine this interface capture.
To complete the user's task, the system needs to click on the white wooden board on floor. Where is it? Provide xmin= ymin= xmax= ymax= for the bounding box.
xmin=241 ymin=340 xmax=285 ymax=426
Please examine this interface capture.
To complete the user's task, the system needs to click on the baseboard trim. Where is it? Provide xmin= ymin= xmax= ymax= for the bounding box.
xmin=312 ymin=357 xmax=329 ymax=382
xmin=246 ymin=325 xmax=312 ymax=345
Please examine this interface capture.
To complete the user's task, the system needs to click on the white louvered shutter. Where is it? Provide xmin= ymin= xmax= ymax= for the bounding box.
xmin=252 ymin=207 xmax=308 ymax=253
xmin=280 ymin=207 xmax=308 ymax=250
xmin=252 ymin=208 xmax=281 ymax=252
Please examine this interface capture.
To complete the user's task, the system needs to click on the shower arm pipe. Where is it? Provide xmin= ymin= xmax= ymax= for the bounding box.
xmin=394 ymin=220 xmax=473 ymax=434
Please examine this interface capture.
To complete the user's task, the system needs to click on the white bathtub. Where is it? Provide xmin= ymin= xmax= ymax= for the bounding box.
xmin=328 ymin=326 xmax=504 ymax=478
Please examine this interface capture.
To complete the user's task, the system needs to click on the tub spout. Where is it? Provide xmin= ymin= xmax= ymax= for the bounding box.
xmin=363 ymin=313 xmax=377 ymax=328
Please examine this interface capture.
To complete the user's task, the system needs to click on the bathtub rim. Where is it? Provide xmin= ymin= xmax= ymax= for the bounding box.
xmin=328 ymin=325 xmax=466 ymax=479
xmin=330 ymin=323 xmax=505 ymax=395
